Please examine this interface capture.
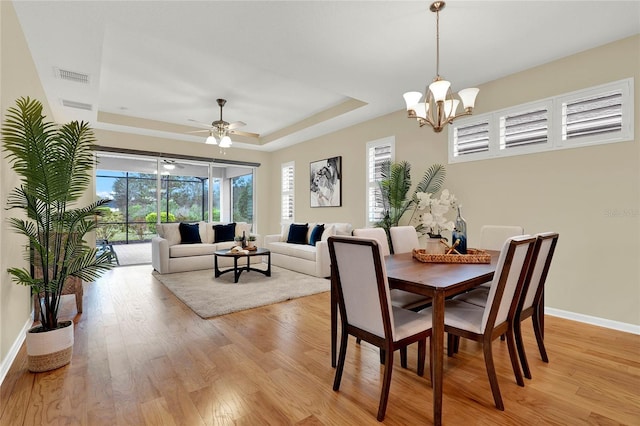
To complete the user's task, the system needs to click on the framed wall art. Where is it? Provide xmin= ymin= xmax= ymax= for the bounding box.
xmin=310 ymin=156 xmax=341 ymax=207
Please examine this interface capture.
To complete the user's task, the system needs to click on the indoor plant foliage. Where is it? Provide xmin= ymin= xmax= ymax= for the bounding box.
xmin=375 ymin=160 xmax=446 ymax=247
xmin=3 ymin=97 xmax=114 ymax=333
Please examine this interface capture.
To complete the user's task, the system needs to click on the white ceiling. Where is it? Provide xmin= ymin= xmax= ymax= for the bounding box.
xmin=12 ymin=1 xmax=640 ymax=152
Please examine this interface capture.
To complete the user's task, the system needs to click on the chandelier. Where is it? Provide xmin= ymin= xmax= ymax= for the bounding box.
xmin=403 ymin=1 xmax=479 ymax=133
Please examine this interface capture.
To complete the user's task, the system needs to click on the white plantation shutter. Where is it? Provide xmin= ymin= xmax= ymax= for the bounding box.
xmin=500 ymin=106 xmax=549 ymax=150
xmin=449 ymin=78 xmax=633 ymax=164
xmin=563 ymin=92 xmax=623 ymax=140
xmin=366 ymin=138 xmax=394 ymax=226
xmin=281 ymin=162 xmax=294 ymax=222
xmin=453 ymin=121 xmax=490 ymax=156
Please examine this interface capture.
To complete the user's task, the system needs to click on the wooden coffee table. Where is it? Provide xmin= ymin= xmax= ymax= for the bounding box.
xmin=214 ymin=247 xmax=271 ymax=283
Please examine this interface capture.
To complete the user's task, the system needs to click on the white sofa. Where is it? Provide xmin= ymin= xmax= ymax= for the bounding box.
xmin=264 ymin=222 xmax=353 ymax=277
xmin=151 ymin=221 xmax=259 ymax=274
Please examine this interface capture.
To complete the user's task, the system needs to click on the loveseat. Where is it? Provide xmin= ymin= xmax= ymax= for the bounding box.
xmin=151 ymin=221 xmax=260 ymax=274
xmin=264 ymin=222 xmax=353 ymax=278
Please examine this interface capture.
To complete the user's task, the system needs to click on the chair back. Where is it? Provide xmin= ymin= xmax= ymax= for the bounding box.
xmin=520 ymin=232 xmax=559 ymax=311
xmin=479 ymin=225 xmax=524 ymax=250
xmin=328 ymin=236 xmax=395 ymax=339
xmin=389 ymin=226 xmax=420 ymax=254
xmin=353 ymin=228 xmax=390 ymax=256
xmin=481 ymin=235 xmax=536 ymax=333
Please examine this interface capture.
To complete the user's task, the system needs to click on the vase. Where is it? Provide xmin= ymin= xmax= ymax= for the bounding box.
xmin=425 ymin=236 xmax=446 ymax=255
xmin=26 ymin=320 xmax=74 ymax=372
xmin=452 ymin=205 xmax=468 ymax=254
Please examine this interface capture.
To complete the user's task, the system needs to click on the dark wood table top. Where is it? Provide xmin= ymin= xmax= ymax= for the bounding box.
xmin=385 ymin=250 xmax=499 ymax=295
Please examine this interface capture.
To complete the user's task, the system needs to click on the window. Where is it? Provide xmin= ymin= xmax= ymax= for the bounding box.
xmin=231 ymin=173 xmax=253 ymax=224
xmin=499 ymin=102 xmax=551 ymax=153
xmin=281 ymin=162 xmax=294 ymax=223
xmin=366 ymin=137 xmax=395 ymax=227
xmin=449 ymin=78 xmax=634 ymax=163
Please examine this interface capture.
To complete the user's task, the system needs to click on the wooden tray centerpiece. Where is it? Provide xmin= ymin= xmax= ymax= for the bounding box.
xmin=412 ymin=248 xmax=491 ymax=264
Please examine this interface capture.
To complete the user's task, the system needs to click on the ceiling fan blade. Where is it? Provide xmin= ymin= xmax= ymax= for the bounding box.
xmin=187 ymin=118 xmax=214 ymax=128
xmin=187 ymin=129 xmax=211 ymax=134
xmin=230 ymin=130 xmax=260 ymax=138
xmin=228 ymin=121 xmax=246 ymax=130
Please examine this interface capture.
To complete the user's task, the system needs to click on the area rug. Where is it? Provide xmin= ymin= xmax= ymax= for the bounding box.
xmin=152 ymin=266 xmax=330 ymax=319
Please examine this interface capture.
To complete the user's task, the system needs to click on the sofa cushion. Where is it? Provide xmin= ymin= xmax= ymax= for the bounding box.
xmin=321 ymin=224 xmax=336 ymax=240
xmin=179 ymin=222 xmax=202 ymax=244
xmin=268 ymin=241 xmax=317 ymax=262
xmin=309 ymin=224 xmax=325 ymax=246
xmin=157 ymin=223 xmax=182 ymax=247
xmin=170 ymin=243 xmax=218 ymax=258
xmin=213 ymin=223 xmax=236 ymax=243
xmin=287 ymin=223 xmax=309 ymax=245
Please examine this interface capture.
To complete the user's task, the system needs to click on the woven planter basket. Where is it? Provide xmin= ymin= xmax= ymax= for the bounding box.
xmin=412 ymin=248 xmax=491 ymax=264
xmin=26 ymin=320 xmax=74 ymax=372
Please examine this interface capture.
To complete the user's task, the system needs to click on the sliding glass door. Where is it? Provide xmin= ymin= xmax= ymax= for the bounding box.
xmin=95 ymin=152 xmax=254 ymax=264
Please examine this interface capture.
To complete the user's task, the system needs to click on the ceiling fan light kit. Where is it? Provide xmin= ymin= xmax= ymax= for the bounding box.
xmin=188 ymin=98 xmax=258 ymax=151
xmin=403 ymin=1 xmax=479 ymax=133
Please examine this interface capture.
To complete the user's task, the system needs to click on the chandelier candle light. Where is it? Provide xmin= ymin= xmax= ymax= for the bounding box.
xmin=403 ymin=1 xmax=479 ymax=133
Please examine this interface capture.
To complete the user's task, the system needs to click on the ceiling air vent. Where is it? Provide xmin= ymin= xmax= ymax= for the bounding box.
xmin=55 ymin=67 xmax=90 ymax=84
xmin=61 ymin=99 xmax=93 ymax=111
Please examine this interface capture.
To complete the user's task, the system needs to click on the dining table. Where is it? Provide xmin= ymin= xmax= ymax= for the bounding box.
xmin=330 ymin=250 xmax=499 ymax=426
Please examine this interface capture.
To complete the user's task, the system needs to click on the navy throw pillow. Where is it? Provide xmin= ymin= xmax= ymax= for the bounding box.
xmin=213 ymin=223 xmax=236 ymax=243
xmin=309 ymin=224 xmax=325 ymax=246
xmin=287 ymin=223 xmax=309 ymax=245
xmin=179 ymin=222 xmax=202 ymax=244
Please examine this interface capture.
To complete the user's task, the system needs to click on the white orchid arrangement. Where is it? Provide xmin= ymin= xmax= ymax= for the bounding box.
xmin=415 ymin=189 xmax=458 ymax=237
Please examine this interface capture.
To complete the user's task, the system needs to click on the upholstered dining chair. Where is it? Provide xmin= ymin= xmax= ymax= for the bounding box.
xmin=515 ymin=232 xmax=558 ymax=379
xmin=420 ymin=235 xmax=536 ymax=411
xmin=477 ymin=225 xmax=524 ymax=289
xmin=389 ymin=225 xmax=420 ymax=254
xmin=453 ymin=232 xmax=559 ymax=379
xmin=353 ymin=228 xmax=431 ymax=311
xmin=328 ymin=235 xmax=432 ymax=421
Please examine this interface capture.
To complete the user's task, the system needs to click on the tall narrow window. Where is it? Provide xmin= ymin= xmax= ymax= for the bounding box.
xmin=366 ymin=137 xmax=394 ymax=227
xmin=281 ymin=162 xmax=294 ymax=223
xmin=231 ymin=173 xmax=253 ymax=224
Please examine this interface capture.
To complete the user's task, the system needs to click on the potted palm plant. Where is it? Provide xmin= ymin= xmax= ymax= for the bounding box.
xmin=376 ymin=161 xmax=446 ymax=253
xmin=3 ymin=97 xmax=114 ymax=372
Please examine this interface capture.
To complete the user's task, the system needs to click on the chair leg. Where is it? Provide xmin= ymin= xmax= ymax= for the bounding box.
xmin=417 ymin=339 xmax=426 ymax=377
xmin=380 ymin=348 xmax=385 ymax=365
xmin=514 ymin=318 xmax=532 ymax=380
xmin=505 ymin=329 xmax=525 ymax=387
xmin=447 ymin=333 xmax=454 ymax=357
xmin=532 ymin=311 xmax=549 ymax=363
xmin=377 ymin=349 xmax=394 ymax=421
xmin=333 ymin=329 xmax=349 ymax=391
xmin=400 ymin=347 xmax=408 ymax=369
xmin=356 ymin=337 xmax=361 ymax=344
xmin=482 ymin=341 xmax=504 ymax=411
xmin=453 ymin=335 xmax=460 ymax=353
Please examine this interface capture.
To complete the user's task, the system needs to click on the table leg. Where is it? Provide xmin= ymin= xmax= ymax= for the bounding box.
xmin=266 ymin=252 xmax=271 ymax=276
xmin=214 ymin=255 xmax=221 ymax=277
xmin=432 ymin=291 xmax=445 ymax=426
xmin=233 ymin=256 xmax=240 ymax=283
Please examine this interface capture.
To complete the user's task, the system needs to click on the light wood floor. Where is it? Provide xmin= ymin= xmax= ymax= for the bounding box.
xmin=1 ymin=265 xmax=639 ymax=425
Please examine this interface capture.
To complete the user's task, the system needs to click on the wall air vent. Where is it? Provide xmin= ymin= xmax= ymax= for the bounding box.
xmin=55 ymin=67 xmax=90 ymax=84
xmin=61 ymin=99 xmax=93 ymax=111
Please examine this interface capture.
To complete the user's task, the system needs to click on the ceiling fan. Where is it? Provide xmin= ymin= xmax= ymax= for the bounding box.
xmin=188 ymin=98 xmax=259 ymax=148
xmin=161 ymin=159 xmax=184 ymax=170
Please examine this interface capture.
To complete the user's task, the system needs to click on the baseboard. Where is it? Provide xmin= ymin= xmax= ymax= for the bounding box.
xmin=546 ymin=307 xmax=640 ymax=335
xmin=0 ymin=314 xmax=33 ymax=386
